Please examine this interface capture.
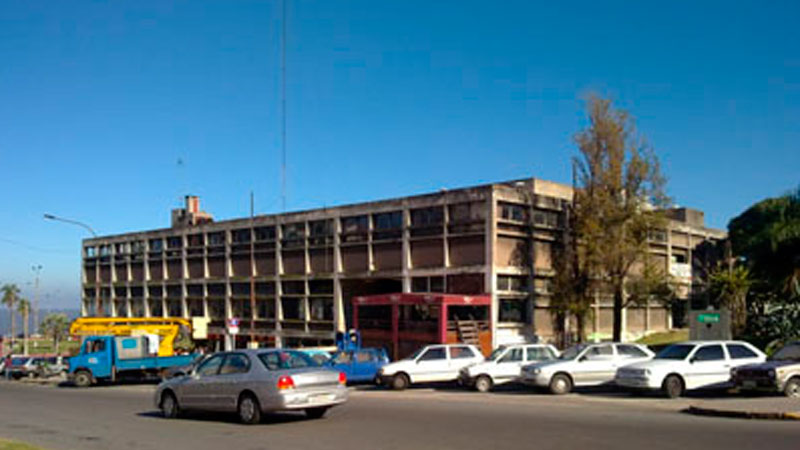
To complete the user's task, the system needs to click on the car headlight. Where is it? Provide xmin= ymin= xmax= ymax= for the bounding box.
xmin=643 ymin=369 xmax=651 ymax=376
xmin=531 ymin=368 xmax=541 ymax=375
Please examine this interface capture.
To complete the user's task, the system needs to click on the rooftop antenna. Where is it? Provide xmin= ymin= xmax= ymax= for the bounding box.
xmin=280 ymin=0 xmax=287 ymax=212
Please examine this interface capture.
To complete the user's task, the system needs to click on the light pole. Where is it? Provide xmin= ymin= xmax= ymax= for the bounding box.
xmin=32 ymin=265 xmax=42 ymax=336
xmin=44 ymin=214 xmax=101 ymax=316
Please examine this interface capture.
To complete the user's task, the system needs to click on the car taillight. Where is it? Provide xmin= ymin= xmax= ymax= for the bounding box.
xmin=277 ymin=375 xmax=295 ymax=390
xmin=338 ymin=372 xmax=347 ymax=385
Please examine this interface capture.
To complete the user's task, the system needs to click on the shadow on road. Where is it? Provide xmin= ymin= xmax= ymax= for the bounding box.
xmin=136 ymin=410 xmax=311 ymax=426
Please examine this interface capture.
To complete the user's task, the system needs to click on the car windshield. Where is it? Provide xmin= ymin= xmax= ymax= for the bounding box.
xmin=558 ymin=345 xmax=588 ymax=360
xmin=770 ymin=344 xmax=800 ymax=361
xmin=11 ymin=358 xmax=29 ymax=365
xmin=655 ymin=344 xmax=695 ymax=360
xmin=258 ymin=350 xmax=318 ymax=370
xmin=406 ymin=347 xmax=427 ymax=360
xmin=488 ymin=347 xmax=507 ymax=361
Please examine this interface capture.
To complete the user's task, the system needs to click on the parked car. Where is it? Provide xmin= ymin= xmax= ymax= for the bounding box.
xmin=155 ymin=349 xmax=348 ymax=424
xmin=163 ymin=354 xmax=210 ymax=380
xmin=616 ymin=340 xmax=766 ymax=398
xmin=34 ymin=356 xmax=68 ymax=378
xmin=327 ymin=348 xmax=390 ymax=384
xmin=377 ymin=344 xmax=485 ymax=390
xmin=4 ymin=356 xmax=37 ymax=379
xmin=459 ymin=344 xmax=560 ymax=392
xmin=520 ymin=342 xmax=654 ymax=394
xmin=733 ymin=341 xmax=800 ymax=397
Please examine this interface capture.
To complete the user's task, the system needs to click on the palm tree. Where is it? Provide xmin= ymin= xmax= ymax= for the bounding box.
xmin=1 ymin=284 xmax=21 ymax=353
xmin=40 ymin=313 xmax=70 ymax=353
xmin=17 ymin=299 xmax=31 ymax=355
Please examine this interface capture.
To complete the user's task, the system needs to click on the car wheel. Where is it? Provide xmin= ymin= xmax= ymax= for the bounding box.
xmin=549 ymin=374 xmax=572 ymax=395
xmin=73 ymin=370 xmax=92 ymax=388
xmin=305 ymin=406 xmax=329 ymax=419
xmin=238 ymin=393 xmax=262 ymax=425
xmin=391 ymin=373 xmax=410 ymax=391
xmin=475 ymin=375 xmax=493 ymax=393
xmin=161 ymin=392 xmax=180 ymax=419
xmin=784 ymin=378 xmax=800 ymax=398
xmin=662 ymin=375 xmax=684 ymax=399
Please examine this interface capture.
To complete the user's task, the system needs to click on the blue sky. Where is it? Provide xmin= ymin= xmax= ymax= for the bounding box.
xmin=1 ymin=0 xmax=798 ymax=307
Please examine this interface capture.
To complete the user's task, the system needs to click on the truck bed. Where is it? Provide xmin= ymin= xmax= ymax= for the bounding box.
xmin=115 ymin=355 xmax=196 ymax=372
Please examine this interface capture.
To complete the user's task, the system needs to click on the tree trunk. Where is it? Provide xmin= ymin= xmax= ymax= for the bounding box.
xmin=613 ymin=287 xmax=624 ymax=342
xmin=23 ymin=311 xmax=29 ymax=355
xmin=9 ymin=307 xmax=14 ymax=352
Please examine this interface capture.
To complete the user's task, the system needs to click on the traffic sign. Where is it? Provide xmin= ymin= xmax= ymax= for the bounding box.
xmin=697 ymin=313 xmax=720 ymax=324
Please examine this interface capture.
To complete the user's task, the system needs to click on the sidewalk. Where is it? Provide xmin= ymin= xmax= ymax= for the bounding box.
xmin=687 ymin=395 xmax=800 ymax=420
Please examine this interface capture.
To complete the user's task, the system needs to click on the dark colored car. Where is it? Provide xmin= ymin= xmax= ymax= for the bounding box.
xmin=733 ymin=342 xmax=800 ymax=397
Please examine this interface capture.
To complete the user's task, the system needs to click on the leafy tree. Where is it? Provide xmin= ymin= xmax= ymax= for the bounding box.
xmin=707 ymin=265 xmax=752 ymax=337
xmin=40 ymin=313 xmax=70 ymax=353
xmin=571 ymin=96 xmax=670 ymax=341
xmin=17 ymin=298 xmax=31 ymax=355
xmin=1 ymin=284 xmax=21 ymax=352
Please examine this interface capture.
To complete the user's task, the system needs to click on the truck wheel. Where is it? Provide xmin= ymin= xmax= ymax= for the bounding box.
xmin=238 ymin=393 xmax=262 ymax=425
xmin=784 ymin=378 xmax=800 ymax=398
xmin=475 ymin=375 xmax=493 ymax=393
xmin=73 ymin=370 xmax=92 ymax=388
xmin=391 ymin=373 xmax=410 ymax=391
xmin=161 ymin=392 xmax=180 ymax=419
xmin=549 ymin=373 xmax=572 ymax=395
xmin=662 ymin=375 xmax=684 ymax=399
xmin=305 ymin=406 xmax=329 ymax=419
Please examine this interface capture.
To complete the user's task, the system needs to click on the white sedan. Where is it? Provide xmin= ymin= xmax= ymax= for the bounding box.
xmin=459 ymin=344 xmax=559 ymax=392
xmin=615 ymin=340 xmax=766 ymax=398
xmin=377 ymin=344 xmax=485 ymax=390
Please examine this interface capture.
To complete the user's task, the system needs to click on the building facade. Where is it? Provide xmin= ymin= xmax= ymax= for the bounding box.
xmin=80 ymin=178 xmax=725 ymax=348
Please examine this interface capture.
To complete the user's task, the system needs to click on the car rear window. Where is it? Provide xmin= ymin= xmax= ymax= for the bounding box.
xmin=258 ymin=350 xmax=317 ymax=370
xmin=449 ymin=346 xmax=476 ymax=359
xmin=726 ymin=344 xmax=758 ymax=359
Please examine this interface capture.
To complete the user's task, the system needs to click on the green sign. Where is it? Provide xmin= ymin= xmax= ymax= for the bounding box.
xmin=697 ymin=313 xmax=720 ymax=324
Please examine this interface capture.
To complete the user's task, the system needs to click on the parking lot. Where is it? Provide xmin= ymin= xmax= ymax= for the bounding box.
xmin=1 ymin=380 xmax=799 ymax=450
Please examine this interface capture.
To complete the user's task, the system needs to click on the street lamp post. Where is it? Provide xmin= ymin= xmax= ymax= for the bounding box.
xmin=44 ymin=214 xmax=101 ymax=317
xmin=32 ymin=265 xmax=42 ymax=336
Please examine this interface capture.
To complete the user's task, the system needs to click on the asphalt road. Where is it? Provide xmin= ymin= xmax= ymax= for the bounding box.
xmin=1 ymin=381 xmax=799 ymax=450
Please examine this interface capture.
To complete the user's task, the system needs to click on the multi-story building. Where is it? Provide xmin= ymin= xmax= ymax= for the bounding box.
xmin=80 ymin=177 xmax=725 ymax=349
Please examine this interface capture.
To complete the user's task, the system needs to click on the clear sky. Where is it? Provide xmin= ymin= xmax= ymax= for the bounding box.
xmin=1 ymin=1 xmax=798 ymax=308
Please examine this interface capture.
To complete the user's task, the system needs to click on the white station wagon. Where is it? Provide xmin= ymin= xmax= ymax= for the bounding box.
xmin=377 ymin=344 xmax=485 ymax=390
xmin=459 ymin=344 xmax=560 ymax=392
xmin=615 ymin=340 xmax=766 ymax=398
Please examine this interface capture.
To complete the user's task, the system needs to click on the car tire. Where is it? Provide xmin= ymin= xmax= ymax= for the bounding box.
xmin=662 ymin=375 xmax=684 ymax=399
xmin=475 ymin=375 xmax=493 ymax=393
xmin=391 ymin=373 xmax=410 ymax=391
xmin=549 ymin=373 xmax=572 ymax=395
xmin=73 ymin=370 xmax=92 ymax=388
xmin=784 ymin=378 xmax=800 ymax=398
xmin=238 ymin=393 xmax=262 ymax=425
xmin=161 ymin=392 xmax=180 ymax=419
xmin=305 ymin=406 xmax=329 ymax=420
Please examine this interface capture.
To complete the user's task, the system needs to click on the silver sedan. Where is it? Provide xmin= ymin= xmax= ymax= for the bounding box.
xmin=154 ymin=349 xmax=348 ymax=424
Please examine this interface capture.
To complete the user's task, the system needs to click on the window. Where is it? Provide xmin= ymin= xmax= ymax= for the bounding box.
xmin=356 ymin=351 xmax=376 ymax=363
xmin=258 ymin=351 xmax=316 ymax=370
xmin=499 ymin=348 xmax=524 ymax=363
xmin=499 ymin=203 xmax=527 ymax=222
xmin=332 ymin=352 xmax=353 ymax=364
xmin=497 ymin=275 xmax=527 ymax=292
xmin=617 ymin=345 xmax=649 ymax=358
xmin=411 ymin=207 xmax=443 ymax=227
xmin=232 ymin=229 xmax=251 ymax=243
xmin=374 ymin=211 xmax=402 ymax=230
xmin=342 ymin=216 xmax=368 ymax=233
xmin=584 ymin=345 xmax=613 ymax=360
xmin=532 ymin=210 xmax=559 ymax=227
xmin=418 ymin=348 xmax=447 ymax=361
xmin=208 ymin=232 xmax=225 ymax=246
xmin=196 ymin=355 xmax=224 ymax=377
xmin=220 ymin=354 xmax=250 ymax=375
xmin=527 ymin=347 xmax=556 ymax=361
xmin=499 ymin=298 xmax=527 ymax=323
xmin=88 ymin=340 xmax=106 ymax=353
xmin=148 ymin=239 xmax=163 ymax=252
xmin=727 ymin=344 xmax=758 ymax=359
xmin=255 ymin=226 xmax=276 ymax=241
xmin=85 ymin=246 xmax=97 ymax=257
xmin=449 ymin=346 xmax=476 ymax=359
xmin=167 ymin=237 xmax=182 ymax=249
xmin=693 ymin=345 xmax=724 ymax=362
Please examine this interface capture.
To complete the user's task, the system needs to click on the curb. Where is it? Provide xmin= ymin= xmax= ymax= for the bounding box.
xmin=685 ymin=406 xmax=800 ymax=421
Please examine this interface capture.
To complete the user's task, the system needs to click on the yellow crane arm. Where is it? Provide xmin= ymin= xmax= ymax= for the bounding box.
xmin=70 ymin=317 xmax=193 ymax=357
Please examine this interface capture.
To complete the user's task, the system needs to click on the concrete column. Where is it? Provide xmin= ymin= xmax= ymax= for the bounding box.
xmin=274 ymin=220 xmax=283 ymax=347
xmin=401 ymin=207 xmax=412 ymax=293
xmin=486 ymin=188 xmax=499 ymax=348
xmin=367 ymin=214 xmax=375 ymax=272
xmin=333 ymin=216 xmax=345 ymax=332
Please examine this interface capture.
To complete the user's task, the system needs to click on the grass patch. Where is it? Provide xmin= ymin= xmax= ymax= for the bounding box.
xmin=0 ymin=439 xmax=44 ymax=450
xmin=635 ymin=329 xmax=688 ymax=346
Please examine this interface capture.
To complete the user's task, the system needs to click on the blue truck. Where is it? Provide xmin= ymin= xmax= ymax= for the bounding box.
xmin=326 ymin=330 xmax=390 ymax=383
xmin=68 ymin=335 xmax=196 ymax=387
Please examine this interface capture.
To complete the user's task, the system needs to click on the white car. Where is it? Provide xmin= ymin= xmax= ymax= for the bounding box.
xmin=520 ymin=342 xmax=654 ymax=394
xmin=377 ymin=344 xmax=485 ymax=390
xmin=459 ymin=344 xmax=560 ymax=392
xmin=615 ymin=340 xmax=766 ymax=398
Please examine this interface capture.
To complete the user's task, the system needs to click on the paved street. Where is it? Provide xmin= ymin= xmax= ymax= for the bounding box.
xmin=0 ymin=381 xmax=798 ymax=450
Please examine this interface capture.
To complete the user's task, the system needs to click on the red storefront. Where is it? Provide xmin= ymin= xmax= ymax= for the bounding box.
xmin=353 ymin=293 xmax=492 ymax=360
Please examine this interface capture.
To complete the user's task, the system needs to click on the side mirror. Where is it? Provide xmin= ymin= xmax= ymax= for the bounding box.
xmin=689 ymin=358 xmax=697 ymax=364
xmin=579 ymin=356 xmax=588 ymax=362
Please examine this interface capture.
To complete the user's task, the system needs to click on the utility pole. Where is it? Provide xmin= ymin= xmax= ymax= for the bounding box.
xmin=32 ymin=265 xmax=42 ymax=335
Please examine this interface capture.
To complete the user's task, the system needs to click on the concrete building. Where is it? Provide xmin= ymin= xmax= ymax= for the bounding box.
xmin=80 ymin=178 xmax=725 ymax=349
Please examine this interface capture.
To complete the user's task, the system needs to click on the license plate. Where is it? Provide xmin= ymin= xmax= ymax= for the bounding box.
xmin=742 ymin=380 xmax=757 ymax=389
xmin=310 ymin=393 xmax=336 ymax=403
